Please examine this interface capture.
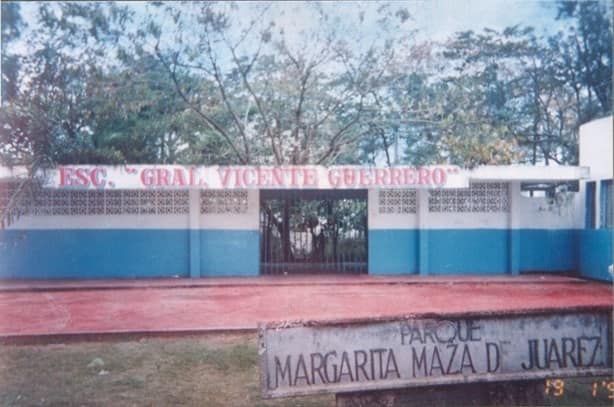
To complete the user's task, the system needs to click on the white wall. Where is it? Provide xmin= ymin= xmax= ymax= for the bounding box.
xmin=368 ymin=189 xmax=418 ymax=229
xmin=426 ymin=209 xmax=509 ymax=229
xmin=369 ymin=186 xmax=510 ymax=230
xmin=369 ymin=183 xmax=583 ymax=230
xmin=417 ymin=183 xmax=510 ymax=230
xmin=6 ymin=190 xmax=260 ymax=230
xmin=9 ymin=214 xmax=190 ymax=230
xmin=579 ymin=116 xmax=613 ymax=180
xmin=7 ymin=182 xmax=584 ymax=231
xmin=199 ymin=189 xmax=259 ymax=230
xmin=512 ymin=183 xmax=583 ymax=229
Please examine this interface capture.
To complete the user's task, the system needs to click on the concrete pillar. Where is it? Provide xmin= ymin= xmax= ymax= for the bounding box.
xmin=418 ymin=189 xmax=429 ymax=275
xmin=508 ymin=182 xmax=520 ymax=275
xmin=595 ymin=181 xmax=602 ymax=229
xmin=189 ymin=189 xmax=201 ymax=278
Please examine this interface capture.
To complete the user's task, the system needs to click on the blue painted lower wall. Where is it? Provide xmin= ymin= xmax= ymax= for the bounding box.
xmin=368 ymin=228 xmax=581 ymax=275
xmin=427 ymin=229 xmax=508 ymax=275
xmin=0 ymin=229 xmax=260 ymax=279
xmin=518 ymin=229 xmax=577 ymax=272
xmin=0 ymin=227 xmax=607 ymax=280
xmin=369 ymin=230 xmax=418 ymax=274
xmin=200 ymin=230 xmax=259 ymax=277
xmin=579 ymin=229 xmax=613 ymax=282
xmin=0 ymin=229 xmax=190 ymax=279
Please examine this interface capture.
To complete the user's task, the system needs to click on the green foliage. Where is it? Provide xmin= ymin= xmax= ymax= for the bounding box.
xmin=1 ymin=2 xmax=24 ymax=102
xmin=556 ymin=0 xmax=612 ymax=116
xmin=0 ymin=1 xmax=611 ymax=169
xmin=1 ymin=3 xmax=133 ymax=168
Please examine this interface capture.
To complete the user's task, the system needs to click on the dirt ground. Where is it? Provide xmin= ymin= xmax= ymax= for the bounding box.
xmin=0 ymin=333 xmax=611 ymax=407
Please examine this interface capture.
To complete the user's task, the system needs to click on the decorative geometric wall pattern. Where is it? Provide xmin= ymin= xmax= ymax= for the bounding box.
xmin=0 ymin=182 xmax=189 ymax=216
xmin=378 ymin=189 xmax=417 ymax=214
xmin=200 ymin=190 xmax=249 ymax=214
xmin=429 ymin=182 xmax=509 ymax=213
xmin=1 ymin=181 xmax=509 ymax=216
xmin=0 ymin=182 xmax=18 ymax=211
xmin=0 ymin=182 xmax=25 ymax=225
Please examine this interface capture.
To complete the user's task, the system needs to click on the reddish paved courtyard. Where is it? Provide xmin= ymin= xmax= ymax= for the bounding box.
xmin=0 ymin=275 xmax=611 ymax=340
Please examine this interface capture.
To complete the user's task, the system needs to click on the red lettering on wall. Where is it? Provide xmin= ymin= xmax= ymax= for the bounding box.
xmin=431 ymin=168 xmax=446 ymax=185
xmin=287 ymin=167 xmax=300 ymax=187
xmin=59 ymin=167 xmax=73 ymax=186
xmin=140 ymin=169 xmax=155 ymax=186
xmin=218 ymin=168 xmax=233 ymax=187
xmin=374 ymin=169 xmax=388 ymax=186
xmin=303 ymin=169 xmax=317 ymax=187
xmin=74 ymin=168 xmax=89 ymax=186
xmin=188 ymin=167 xmax=195 ymax=186
xmin=271 ymin=168 xmax=283 ymax=187
xmin=172 ymin=168 xmax=186 ymax=187
xmin=157 ymin=169 xmax=170 ymax=186
xmin=257 ymin=168 xmax=269 ymax=186
xmin=417 ymin=167 xmax=430 ymax=185
xmin=390 ymin=168 xmax=403 ymax=186
xmin=343 ymin=168 xmax=356 ymax=186
xmin=91 ymin=168 xmax=106 ymax=187
xmin=328 ymin=169 xmax=341 ymax=187
xmin=358 ymin=169 xmax=372 ymax=187
xmin=405 ymin=168 xmax=416 ymax=185
xmin=243 ymin=168 xmax=256 ymax=186
xmin=57 ymin=165 xmax=460 ymax=189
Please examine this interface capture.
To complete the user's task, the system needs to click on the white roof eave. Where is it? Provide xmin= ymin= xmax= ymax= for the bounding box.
xmin=469 ymin=165 xmax=590 ymax=182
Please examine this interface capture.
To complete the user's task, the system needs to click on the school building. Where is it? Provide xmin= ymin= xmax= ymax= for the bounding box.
xmin=0 ymin=117 xmax=611 ymax=281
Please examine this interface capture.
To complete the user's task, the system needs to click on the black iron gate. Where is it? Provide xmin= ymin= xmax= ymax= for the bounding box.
xmin=260 ymin=189 xmax=368 ymax=275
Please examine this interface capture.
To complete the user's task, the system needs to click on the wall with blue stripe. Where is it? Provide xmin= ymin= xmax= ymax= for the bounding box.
xmin=578 ymin=229 xmax=612 ymax=282
xmin=517 ymin=229 xmax=578 ymax=272
xmin=427 ymin=229 xmax=508 ymax=274
xmin=0 ymin=228 xmax=261 ymax=279
xmin=0 ymin=229 xmax=190 ymax=279
xmin=0 ymin=184 xmax=608 ymax=280
xmin=200 ymin=230 xmax=259 ymax=277
xmin=369 ymin=230 xmax=418 ymax=274
xmin=0 ymin=227 xmax=589 ymax=278
xmin=368 ymin=228 xmax=579 ymax=275
xmin=366 ymin=185 xmax=585 ymax=276
xmin=0 ymin=189 xmax=261 ymax=279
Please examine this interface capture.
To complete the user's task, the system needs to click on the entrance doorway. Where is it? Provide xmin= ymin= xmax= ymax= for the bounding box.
xmin=260 ymin=189 xmax=368 ymax=275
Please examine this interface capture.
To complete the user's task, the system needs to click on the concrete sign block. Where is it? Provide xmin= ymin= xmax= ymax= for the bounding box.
xmin=259 ymin=310 xmax=612 ymax=398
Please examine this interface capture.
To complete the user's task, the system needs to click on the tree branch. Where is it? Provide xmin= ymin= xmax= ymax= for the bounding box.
xmin=316 ymin=97 xmax=365 ymax=164
xmin=155 ymin=45 xmax=248 ymax=164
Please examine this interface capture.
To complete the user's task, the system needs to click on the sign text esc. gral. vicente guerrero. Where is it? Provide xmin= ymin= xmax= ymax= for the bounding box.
xmin=46 ymin=165 xmax=467 ymax=189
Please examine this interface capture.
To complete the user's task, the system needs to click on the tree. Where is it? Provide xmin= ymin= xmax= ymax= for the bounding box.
xmin=1 ymin=2 xmax=133 ymax=168
xmin=1 ymin=1 xmax=610 ymax=171
xmin=1 ymin=2 xmax=24 ymax=103
xmin=556 ymin=0 xmax=612 ymax=118
xmin=142 ymin=2 xmax=412 ymax=165
xmin=427 ymin=23 xmax=591 ymax=166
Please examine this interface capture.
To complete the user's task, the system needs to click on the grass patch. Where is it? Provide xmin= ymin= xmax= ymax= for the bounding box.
xmin=0 ymin=334 xmax=333 ymax=407
xmin=0 ymin=333 xmax=610 ymax=406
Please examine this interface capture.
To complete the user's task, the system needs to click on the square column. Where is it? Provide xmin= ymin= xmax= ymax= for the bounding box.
xmin=418 ymin=189 xmax=429 ymax=275
xmin=189 ymin=189 xmax=201 ymax=278
xmin=508 ymin=182 xmax=520 ymax=275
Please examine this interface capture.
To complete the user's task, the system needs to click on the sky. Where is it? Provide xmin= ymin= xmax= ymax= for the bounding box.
xmin=409 ymin=0 xmax=563 ymax=40
xmin=247 ymin=0 xmax=565 ymax=42
xmin=11 ymin=0 xmax=568 ymax=54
